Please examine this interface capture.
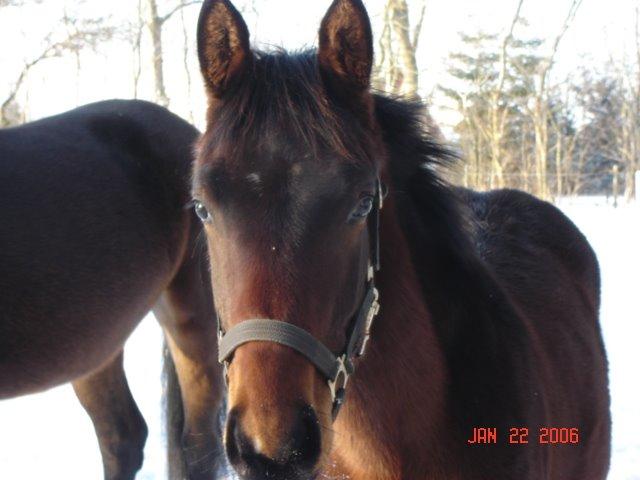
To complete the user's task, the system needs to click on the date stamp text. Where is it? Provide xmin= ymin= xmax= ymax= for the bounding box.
xmin=467 ymin=427 xmax=580 ymax=445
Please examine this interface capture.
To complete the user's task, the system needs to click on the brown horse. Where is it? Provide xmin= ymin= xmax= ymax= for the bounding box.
xmin=0 ymin=100 xmax=224 ymax=480
xmin=187 ymin=0 xmax=612 ymax=479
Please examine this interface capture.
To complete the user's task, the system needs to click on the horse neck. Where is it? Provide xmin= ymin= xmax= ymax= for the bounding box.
xmin=333 ymin=190 xmax=454 ymax=478
xmin=355 ymin=175 xmax=537 ymax=479
xmin=333 ymin=177 xmax=525 ymax=478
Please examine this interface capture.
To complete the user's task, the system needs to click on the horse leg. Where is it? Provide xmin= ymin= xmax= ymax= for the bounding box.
xmin=155 ymin=254 xmax=225 ymax=480
xmin=72 ymin=350 xmax=148 ymax=480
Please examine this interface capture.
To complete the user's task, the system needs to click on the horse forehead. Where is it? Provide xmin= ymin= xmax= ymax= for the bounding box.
xmin=239 ymin=161 xmax=345 ymax=218
xmin=248 ymin=160 xmax=306 ymax=179
xmin=195 ymin=144 xmax=349 ymax=205
xmin=238 ymin=153 xmax=342 ymax=188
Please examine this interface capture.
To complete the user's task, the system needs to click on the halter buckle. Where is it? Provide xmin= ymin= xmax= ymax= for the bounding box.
xmin=358 ymin=287 xmax=379 ymax=357
xmin=328 ymin=354 xmax=350 ymax=402
xmin=222 ymin=360 xmax=230 ymax=387
xmin=328 ymin=354 xmax=350 ymax=419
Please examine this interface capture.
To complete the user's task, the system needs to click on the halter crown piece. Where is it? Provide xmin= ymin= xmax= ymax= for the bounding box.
xmin=217 ymin=179 xmax=384 ymax=420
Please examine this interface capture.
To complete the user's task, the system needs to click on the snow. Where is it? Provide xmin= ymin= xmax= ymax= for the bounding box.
xmin=558 ymin=198 xmax=640 ymax=480
xmin=0 ymin=316 xmax=167 ymax=479
xmin=0 ymin=198 xmax=638 ymax=479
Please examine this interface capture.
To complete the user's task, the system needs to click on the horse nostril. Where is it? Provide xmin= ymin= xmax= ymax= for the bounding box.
xmin=289 ymin=405 xmax=321 ymax=469
xmin=226 ymin=407 xmax=265 ymax=472
xmin=225 ymin=405 xmax=321 ymax=478
xmin=224 ymin=408 xmax=244 ymax=469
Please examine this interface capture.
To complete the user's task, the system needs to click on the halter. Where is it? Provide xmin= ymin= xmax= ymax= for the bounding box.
xmin=217 ymin=179 xmax=384 ymax=420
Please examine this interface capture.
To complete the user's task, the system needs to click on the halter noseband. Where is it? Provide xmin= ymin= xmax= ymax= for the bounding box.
xmin=217 ymin=179 xmax=384 ymax=420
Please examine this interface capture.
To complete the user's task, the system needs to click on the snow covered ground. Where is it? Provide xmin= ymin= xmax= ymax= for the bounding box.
xmin=558 ymin=198 xmax=640 ymax=480
xmin=0 ymin=197 xmax=638 ymax=479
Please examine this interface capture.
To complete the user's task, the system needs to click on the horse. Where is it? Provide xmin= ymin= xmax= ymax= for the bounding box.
xmin=184 ymin=0 xmax=612 ymax=479
xmin=0 ymin=99 xmax=224 ymax=480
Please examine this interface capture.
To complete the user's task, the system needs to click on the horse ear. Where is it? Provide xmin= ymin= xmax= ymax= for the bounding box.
xmin=318 ymin=0 xmax=373 ymax=95
xmin=197 ymin=0 xmax=251 ymax=98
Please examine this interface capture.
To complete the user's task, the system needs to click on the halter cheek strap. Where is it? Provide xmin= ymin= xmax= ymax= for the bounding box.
xmin=217 ymin=179 xmax=384 ymax=420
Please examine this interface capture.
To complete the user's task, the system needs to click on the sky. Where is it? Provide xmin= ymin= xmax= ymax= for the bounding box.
xmin=0 ymin=0 xmax=638 ymax=132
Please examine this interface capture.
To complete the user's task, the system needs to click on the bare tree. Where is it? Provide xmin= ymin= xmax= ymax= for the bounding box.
xmin=133 ymin=0 xmax=145 ymax=98
xmin=144 ymin=0 xmax=201 ymax=108
xmin=442 ymin=0 xmax=526 ymax=191
xmin=390 ymin=0 xmax=422 ymax=97
xmin=1 ymin=17 xmax=116 ymax=126
xmin=179 ymin=0 xmax=195 ymax=122
xmin=374 ymin=0 xmax=426 ymax=98
xmin=441 ymin=0 xmax=638 ymax=200
xmin=619 ymin=6 xmax=640 ymax=200
xmin=487 ymin=0 xmax=525 ymax=188
xmin=374 ymin=4 xmax=395 ymax=92
xmin=0 ymin=0 xmax=41 ymax=6
xmin=525 ymin=0 xmax=583 ymax=198
xmin=373 ymin=0 xmax=445 ymax=143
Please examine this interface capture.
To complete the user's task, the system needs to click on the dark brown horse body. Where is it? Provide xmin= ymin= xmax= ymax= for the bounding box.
xmin=0 ymin=100 xmax=223 ymax=480
xmin=188 ymin=1 xmax=610 ymax=479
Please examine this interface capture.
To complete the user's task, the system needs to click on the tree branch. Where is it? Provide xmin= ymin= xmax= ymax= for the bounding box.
xmin=412 ymin=1 xmax=426 ymax=50
xmin=635 ymin=4 xmax=640 ymax=100
xmin=389 ymin=0 xmax=420 ymax=97
xmin=497 ymin=0 xmax=524 ymax=94
xmin=1 ymin=20 xmax=116 ymax=125
xmin=160 ymin=0 xmax=202 ymax=24
xmin=541 ymin=0 xmax=583 ymax=86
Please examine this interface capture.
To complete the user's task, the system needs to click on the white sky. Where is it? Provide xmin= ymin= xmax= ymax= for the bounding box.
xmin=0 ymin=0 xmax=638 ymax=131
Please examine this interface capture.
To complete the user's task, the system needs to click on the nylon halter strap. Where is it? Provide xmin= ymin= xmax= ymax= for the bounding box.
xmin=217 ymin=179 xmax=383 ymax=420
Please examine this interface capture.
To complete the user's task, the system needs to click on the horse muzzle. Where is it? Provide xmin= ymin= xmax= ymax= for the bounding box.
xmin=225 ymin=404 xmax=321 ymax=480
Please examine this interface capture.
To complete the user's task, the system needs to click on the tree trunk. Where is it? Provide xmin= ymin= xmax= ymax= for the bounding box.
xmin=533 ymin=99 xmax=549 ymax=199
xmin=147 ymin=0 xmax=170 ymax=107
xmin=179 ymin=0 xmax=195 ymax=122
xmin=389 ymin=0 xmax=419 ymax=98
xmin=555 ymin=123 xmax=563 ymax=198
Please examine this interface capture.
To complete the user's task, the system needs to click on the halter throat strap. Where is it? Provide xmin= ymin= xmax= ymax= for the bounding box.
xmin=216 ymin=179 xmax=383 ymax=420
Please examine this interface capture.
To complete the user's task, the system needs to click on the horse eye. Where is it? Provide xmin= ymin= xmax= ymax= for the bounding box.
xmin=350 ymin=196 xmax=374 ymax=221
xmin=194 ymin=201 xmax=211 ymax=223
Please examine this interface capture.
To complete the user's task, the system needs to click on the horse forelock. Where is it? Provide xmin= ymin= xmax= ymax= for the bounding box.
xmin=198 ymin=49 xmax=378 ymax=171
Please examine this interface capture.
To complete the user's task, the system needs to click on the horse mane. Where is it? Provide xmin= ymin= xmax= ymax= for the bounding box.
xmin=372 ymin=94 xmax=467 ymax=247
xmin=202 ymin=50 xmax=375 ymax=167
xmin=372 ymin=95 xmax=482 ymax=346
xmin=375 ymin=94 xmax=540 ymax=450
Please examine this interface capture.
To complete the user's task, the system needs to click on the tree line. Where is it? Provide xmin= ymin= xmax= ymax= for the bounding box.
xmin=2 ymin=0 xmax=638 ymax=200
xmin=439 ymin=0 xmax=639 ymax=200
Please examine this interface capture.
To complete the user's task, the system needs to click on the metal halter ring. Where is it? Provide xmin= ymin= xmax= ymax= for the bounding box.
xmin=328 ymin=354 xmax=349 ymax=400
xmin=222 ymin=360 xmax=230 ymax=387
xmin=358 ymin=287 xmax=379 ymax=357
xmin=328 ymin=354 xmax=350 ymax=419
